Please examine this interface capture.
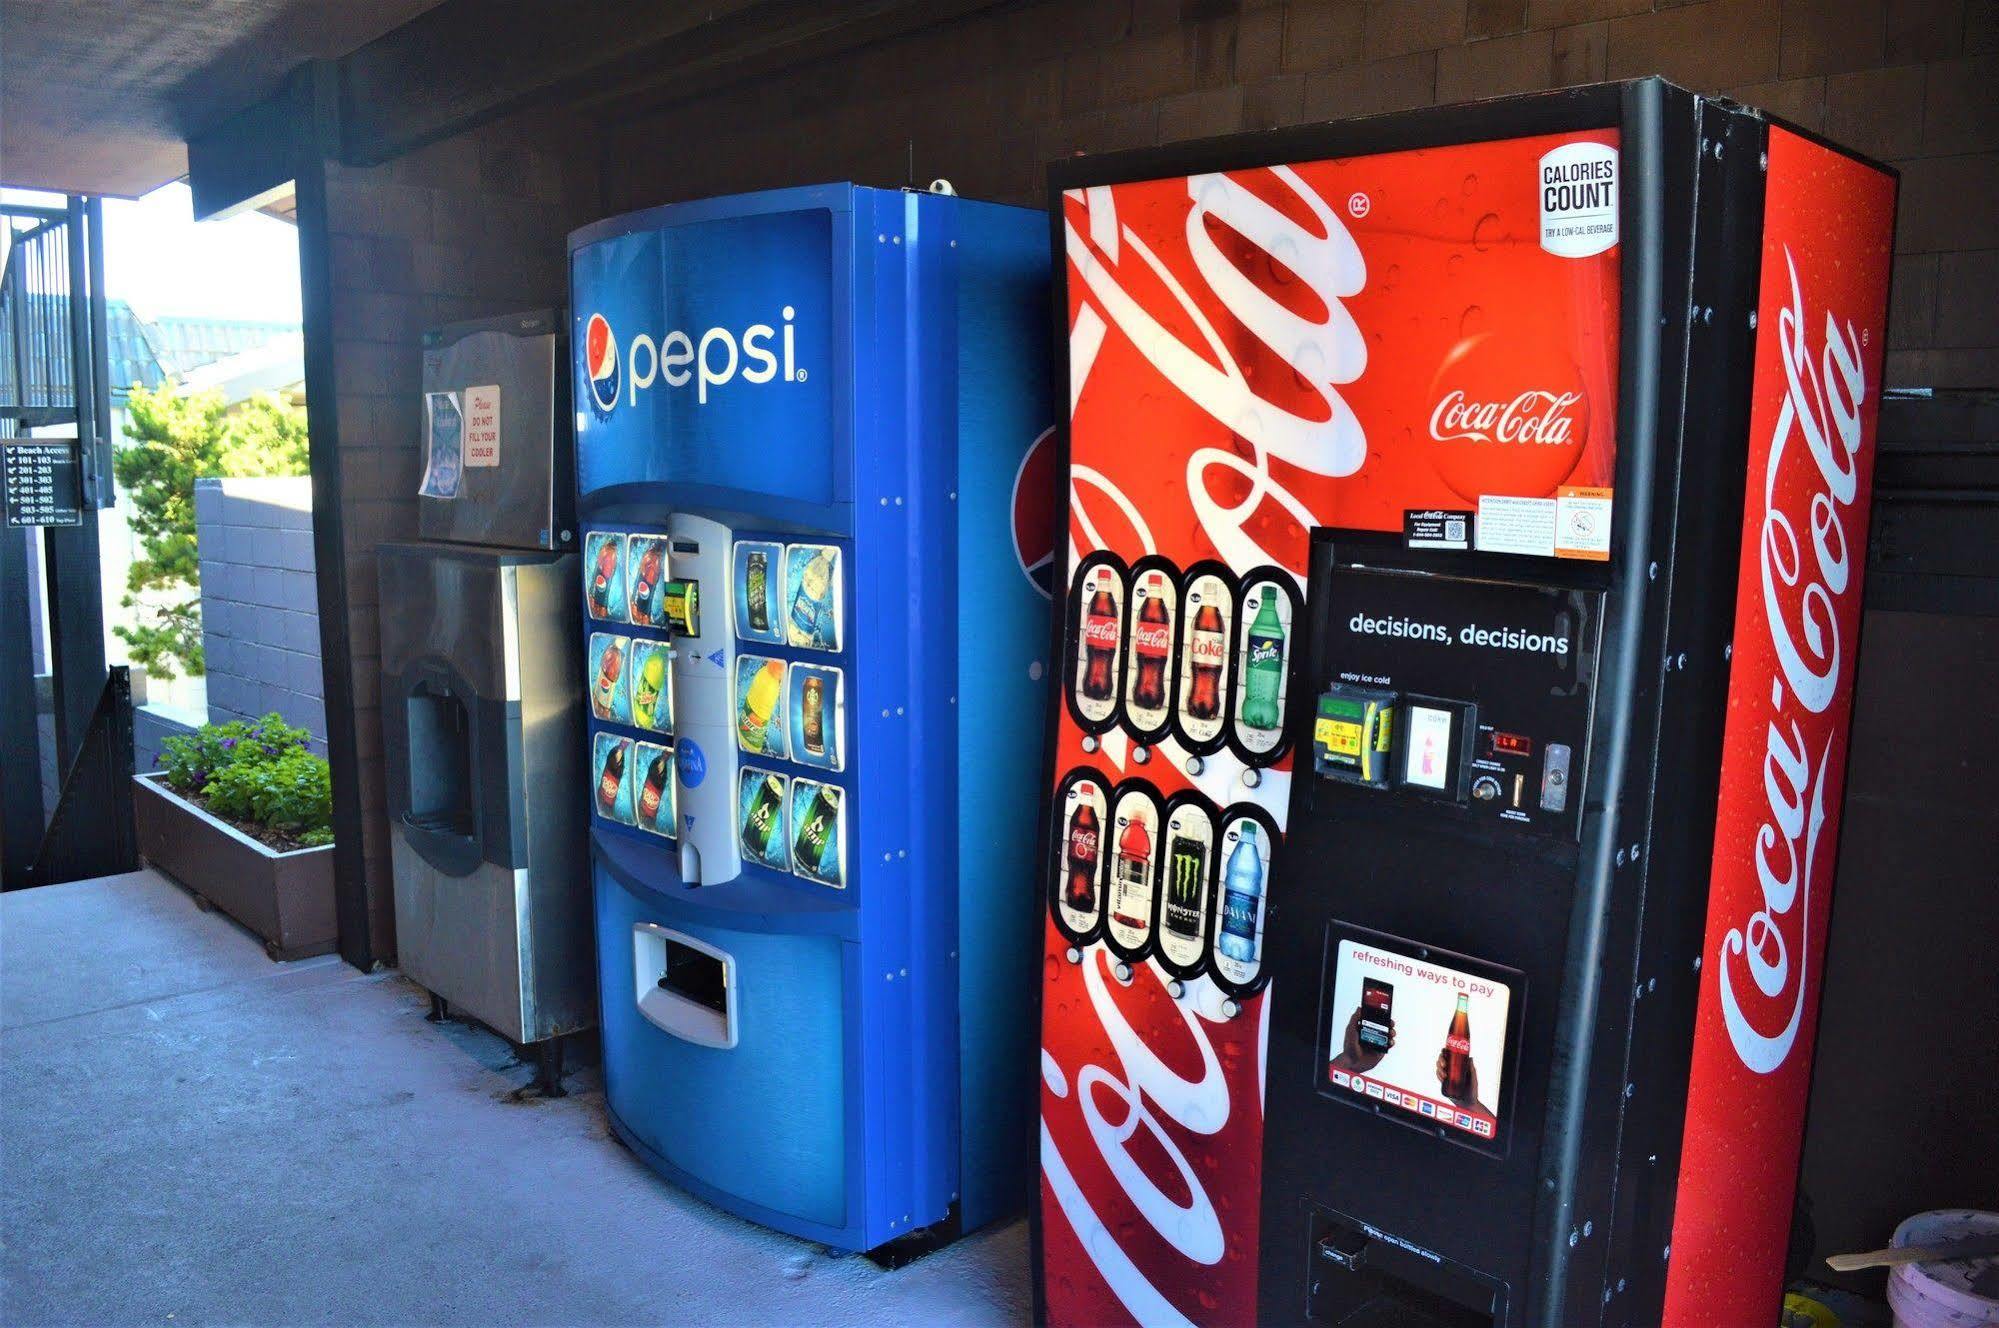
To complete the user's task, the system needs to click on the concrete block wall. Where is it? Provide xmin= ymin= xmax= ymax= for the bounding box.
xmin=318 ymin=110 xmax=599 ymax=961
xmin=600 ymin=0 xmax=1997 ymax=392
xmin=133 ymin=704 xmax=198 ymax=774
xmin=193 ymin=476 xmax=327 ymax=752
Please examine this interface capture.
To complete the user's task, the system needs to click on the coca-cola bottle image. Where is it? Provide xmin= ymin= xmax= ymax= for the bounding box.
xmin=637 ymin=749 xmax=669 ymax=826
xmin=1064 ymin=803 xmax=1100 ymax=913
xmin=1185 ymin=601 xmax=1227 ymax=720
xmin=597 ymin=743 xmax=626 ymax=814
xmin=1081 ymin=583 xmax=1120 ymax=702
xmin=1130 ymin=574 xmax=1171 ymax=711
xmin=1112 ymin=815 xmax=1152 ymax=932
xmin=1441 ymin=992 xmax=1475 ymax=1102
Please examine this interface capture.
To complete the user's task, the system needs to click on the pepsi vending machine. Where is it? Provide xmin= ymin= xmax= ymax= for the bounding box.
xmin=1033 ymin=81 xmax=1895 ymax=1327
xmin=570 ymin=184 xmax=1053 ymax=1254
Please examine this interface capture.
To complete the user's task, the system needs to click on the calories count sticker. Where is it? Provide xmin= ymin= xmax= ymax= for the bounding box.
xmin=1539 ymin=140 xmax=1618 ymax=259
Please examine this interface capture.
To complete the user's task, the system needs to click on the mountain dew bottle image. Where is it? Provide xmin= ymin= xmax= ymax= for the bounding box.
xmin=1218 ymin=824 xmax=1264 ymax=964
xmin=633 ymin=649 xmax=667 ymax=729
xmin=1239 ymin=592 xmax=1286 ymax=731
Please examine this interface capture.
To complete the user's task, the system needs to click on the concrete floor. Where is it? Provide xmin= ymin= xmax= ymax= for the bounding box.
xmin=0 ymin=870 xmax=1032 ymax=1327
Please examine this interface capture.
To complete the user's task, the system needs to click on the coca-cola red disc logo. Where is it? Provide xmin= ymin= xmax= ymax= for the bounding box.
xmin=1426 ymin=331 xmax=1590 ymax=502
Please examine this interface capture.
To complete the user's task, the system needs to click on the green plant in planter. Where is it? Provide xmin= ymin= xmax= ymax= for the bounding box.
xmin=158 ymin=713 xmax=332 ymax=847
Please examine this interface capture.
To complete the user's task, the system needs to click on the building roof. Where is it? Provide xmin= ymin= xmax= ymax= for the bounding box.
xmin=104 ymin=300 xmax=299 ymax=400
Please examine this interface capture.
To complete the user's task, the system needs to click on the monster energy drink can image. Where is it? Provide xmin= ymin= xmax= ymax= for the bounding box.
xmin=1164 ymin=835 xmax=1207 ymax=938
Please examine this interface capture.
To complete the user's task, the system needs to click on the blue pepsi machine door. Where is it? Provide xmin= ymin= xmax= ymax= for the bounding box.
xmin=571 ymin=184 xmax=1052 ymax=1253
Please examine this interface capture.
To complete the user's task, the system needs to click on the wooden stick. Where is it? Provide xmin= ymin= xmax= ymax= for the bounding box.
xmin=1825 ymin=1235 xmax=1999 ymax=1273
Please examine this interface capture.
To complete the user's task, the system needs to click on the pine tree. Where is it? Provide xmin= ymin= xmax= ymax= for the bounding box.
xmin=112 ymin=384 xmax=308 ymax=679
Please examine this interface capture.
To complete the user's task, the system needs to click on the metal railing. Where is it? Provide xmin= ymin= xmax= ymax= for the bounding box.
xmin=0 ymin=203 xmax=82 ymax=439
xmin=1 ymin=196 xmax=124 ymax=891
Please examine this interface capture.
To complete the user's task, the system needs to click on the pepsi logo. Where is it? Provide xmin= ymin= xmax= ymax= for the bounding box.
xmin=585 ymin=313 xmax=621 ymax=417
xmin=1011 ymin=425 xmax=1058 ymax=598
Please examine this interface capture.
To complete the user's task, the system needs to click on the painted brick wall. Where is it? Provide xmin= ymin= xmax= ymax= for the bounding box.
xmin=599 ymin=0 xmax=1997 ymax=391
xmin=193 ymin=477 xmax=326 ymax=751
xmin=317 ymin=111 xmax=599 ymax=960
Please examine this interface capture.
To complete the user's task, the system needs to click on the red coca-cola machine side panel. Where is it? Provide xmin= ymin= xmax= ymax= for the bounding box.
xmin=1660 ymin=125 xmax=1897 ymax=1327
xmin=1039 ymin=124 xmax=1622 ymax=1328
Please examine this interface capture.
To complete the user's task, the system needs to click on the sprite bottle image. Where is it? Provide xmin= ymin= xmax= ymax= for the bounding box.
xmin=1240 ymin=592 xmax=1286 ymax=731
xmin=1218 ymin=824 xmax=1263 ymax=964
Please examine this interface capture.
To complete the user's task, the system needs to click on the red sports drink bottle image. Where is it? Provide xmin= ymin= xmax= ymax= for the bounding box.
xmin=1113 ymin=815 xmax=1152 ymax=931
xmin=1186 ymin=602 xmax=1226 ymax=719
xmin=1064 ymin=803 xmax=1100 ymax=912
xmin=1131 ymin=574 xmax=1171 ymax=711
xmin=1081 ymin=584 xmax=1120 ymax=702
xmin=1441 ymin=992 xmax=1474 ymax=1102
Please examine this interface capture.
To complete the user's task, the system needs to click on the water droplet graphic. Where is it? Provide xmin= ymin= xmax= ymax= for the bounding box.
xmin=1472 ymin=211 xmax=1501 ymax=252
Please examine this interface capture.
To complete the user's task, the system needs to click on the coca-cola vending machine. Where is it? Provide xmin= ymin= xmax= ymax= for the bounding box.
xmin=1033 ymin=80 xmax=1895 ymax=1328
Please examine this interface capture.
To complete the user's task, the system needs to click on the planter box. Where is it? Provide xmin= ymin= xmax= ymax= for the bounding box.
xmin=133 ymin=772 xmax=336 ymax=961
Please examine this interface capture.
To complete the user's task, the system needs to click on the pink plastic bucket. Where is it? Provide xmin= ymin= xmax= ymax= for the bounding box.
xmin=1888 ymin=1210 xmax=1999 ymax=1328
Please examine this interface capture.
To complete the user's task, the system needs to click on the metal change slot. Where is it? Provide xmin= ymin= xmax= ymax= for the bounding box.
xmin=633 ymin=923 xmax=738 ymax=1050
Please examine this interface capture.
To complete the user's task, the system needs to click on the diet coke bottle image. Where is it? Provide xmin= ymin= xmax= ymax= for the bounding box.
xmin=1127 ymin=569 xmax=1174 ymax=722
xmin=1186 ymin=602 xmax=1226 ymax=717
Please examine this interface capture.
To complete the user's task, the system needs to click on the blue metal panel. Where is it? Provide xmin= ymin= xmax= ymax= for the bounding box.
xmin=944 ymin=195 xmax=1054 ymax=1232
xmin=571 ymin=183 xmax=1049 ymax=1255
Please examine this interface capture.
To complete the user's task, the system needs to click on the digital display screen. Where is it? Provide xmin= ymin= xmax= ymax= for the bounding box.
xmin=1490 ymin=731 xmax=1533 ymax=757
xmin=1325 ymin=933 xmax=1516 ymax=1146
xmin=1403 ymin=705 xmax=1455 ymax=790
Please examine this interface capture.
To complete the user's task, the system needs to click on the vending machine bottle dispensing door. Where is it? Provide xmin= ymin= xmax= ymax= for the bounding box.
xmin=1033 ymin=79 xmax=1895 ymax=1328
